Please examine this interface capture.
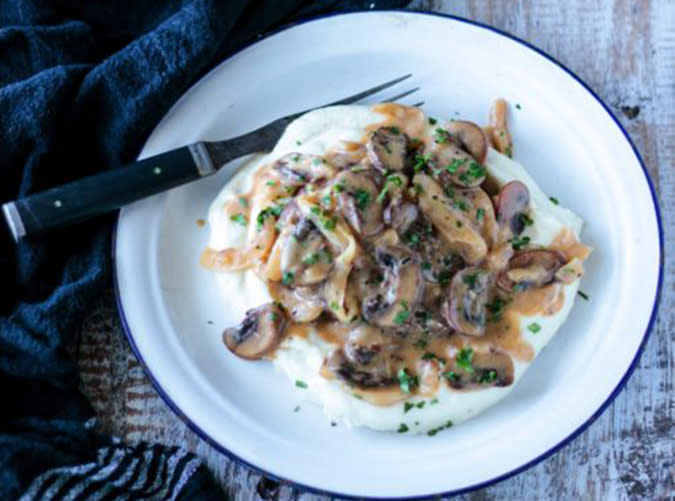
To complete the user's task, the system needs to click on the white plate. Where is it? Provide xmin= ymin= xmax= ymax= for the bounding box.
xmin=114 ymin=11 xmax=663 ymax=498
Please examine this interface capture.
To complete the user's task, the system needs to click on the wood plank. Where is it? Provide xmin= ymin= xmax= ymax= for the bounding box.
xmin=77 ymin=1 xmax=674 ymax=499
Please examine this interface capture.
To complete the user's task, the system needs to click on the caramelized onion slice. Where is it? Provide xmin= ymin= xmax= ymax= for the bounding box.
xmin=280 ymin=218 xmax=333 ymax=286
xmin=415 ymin=174 xmax=488 ymax=265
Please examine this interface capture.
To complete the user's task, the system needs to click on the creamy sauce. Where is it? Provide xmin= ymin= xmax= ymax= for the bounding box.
xmin=203 ymin=104 xmax=589 ymax=432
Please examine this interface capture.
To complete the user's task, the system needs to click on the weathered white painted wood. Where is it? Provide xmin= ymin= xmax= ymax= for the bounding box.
xmin=77 ymin=1 xmax=674 ymax=499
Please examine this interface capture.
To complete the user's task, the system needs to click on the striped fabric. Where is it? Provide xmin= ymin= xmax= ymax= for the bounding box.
xmin=19 ymin=443 xmax=203 ymax=501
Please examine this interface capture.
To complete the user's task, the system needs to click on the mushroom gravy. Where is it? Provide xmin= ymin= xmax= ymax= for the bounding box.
xmin=203 ymin=102 xmax=591 ymax=414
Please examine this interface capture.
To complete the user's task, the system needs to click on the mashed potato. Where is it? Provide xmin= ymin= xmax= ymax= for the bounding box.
xmin=205 ymin=105 xmax=586 ymax=433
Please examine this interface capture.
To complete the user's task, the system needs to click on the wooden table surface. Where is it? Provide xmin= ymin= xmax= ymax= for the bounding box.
xmin=76 ymin=1 xmax=674 ymax=499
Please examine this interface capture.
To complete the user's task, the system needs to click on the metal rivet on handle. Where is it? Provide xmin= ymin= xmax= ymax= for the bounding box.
xmin=54 ymin=200 xmax=62 ymax=208
xmin=153 ymin=167 xmax=162 ymax=175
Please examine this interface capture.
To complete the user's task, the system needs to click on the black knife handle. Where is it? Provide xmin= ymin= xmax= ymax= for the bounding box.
xmin=2 ymin=143 xmax=216 ymax=241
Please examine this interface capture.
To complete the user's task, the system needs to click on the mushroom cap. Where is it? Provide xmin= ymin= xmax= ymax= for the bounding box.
xmin=274 ymin=152 xmax=335 ymax=186
xmin=444 ymin=349 xmax=515 ymax=389
xmin=497 ymin=250 xmax=566 ymax=292
xmin=447 ymin=120 xmax=488 ymax=164
xmin=271 ymin=283 xmax=324 ymax=323
xmin=335 ymin=170 xmax=383 ymax=237
xmin=223 ymin=303 xmax=286 ymax=360
xmin=496 ymin=181 xmax=531 ymax=237
xmin=443 ymin=268 xmax=495 ymax=336
xmin=343 ymin=325 xmax=389 ymax=366
xmin=366 ymin=126 xmax=409 ymax=172
xmin=383 ymin=197 xmax=419 ymax=235
xmin=362 ymin=246 xmax=424 ymax=327
xmin=326 ymin=349 xmax=396 ymax=389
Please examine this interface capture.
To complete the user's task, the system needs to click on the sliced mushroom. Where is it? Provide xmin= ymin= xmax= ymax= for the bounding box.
xmin=497 ymin=250 xmax=566 ymax=292
xmin=414 ymin=174 xmax=488 ymax=265
xmin=366 ymin=126 xmax=409 ymax=172
xmin=280 ymin=218 xmax=334 ymax=286
xmin=324 ymin=141 xmax=366 ymax=169
xmin=415 ymin=283 xmax=452 ymax=334
xmin=222 ymin=303 xmax=286 ymax=360
xmin=326 ymin=349 xmax=395 ymax=389
xmin=496 ymin=181 xmax=531 ymax=238
xmin=334 ymin=170 xmax=383 ymax=237
xmin=443 ymin=268 xmax=495 ymax=336
xmin=271 ymin=283 xmax=324 ymax=323
xmin=344 ymin=325 xmax=389 ymax=366
xmin=384 ymin=197 xmax=419 ymax=235
xmin=447 ymin=120 xmax=488 ymax=164
xmin=274 ymin=153 xmax=335 ymax=186
xmin=444 ymin=349 xmax=514 ymax=389
xmin=362 ymin=246 xmax=424 ymax=327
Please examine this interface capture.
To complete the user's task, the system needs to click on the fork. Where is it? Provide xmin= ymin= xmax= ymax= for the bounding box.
xmin=2 ymin=75 xmax=422 ymax=242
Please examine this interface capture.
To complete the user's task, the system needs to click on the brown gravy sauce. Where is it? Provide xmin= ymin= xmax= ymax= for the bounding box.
xmin=203 ymin=103 xmax=588 ymax=405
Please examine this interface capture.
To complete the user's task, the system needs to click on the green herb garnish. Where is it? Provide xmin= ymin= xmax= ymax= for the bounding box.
xmin=519 ymin=213 xmax=534 ymax=226
xmin=445 ymin=158 xmax=467 ymax=174
xmin=452 ymin=200 xmax=469 ymax=211
xmin=434 ymin=128 xmax=451 ymax=144
xmin=550 ymin=196 xmax=559 ymax=205
xmin=462 ymin=272 xmax=478 ymax=287
xmin=238 ymin=197 xmax=248 ymax=207
xmin=302 ymin=253 xmax=320 ymax=266
xmin=509 ymin=235 xmax=531 ymax=250
xmin=282 ymin=272 xmax=294 ymax=286
xmin=527 ymin=322 xmax=541 ymax=333
xmin=394 ymin=308 xmax=411 ymax=325
xmin=397 ymin=368 xmax=418 ymax=394
xmin=413 ymin=153 xmax=432 ymax=173
xmin=476 ymin=207 xmax=485 ymax=221
xmin=230 ymin=213 xmax=248 ymax=226
xmin=397 ymin=423 xmax=409 ymax=433
xmin=427 ymin=420 xmax=453 ymax=436
xmin=479 ymin=370 xmax=498 ymax=384
xmin=455 ymin=347 xmax=474 ymax=373
xmin=295 ymin=380 xmax=308 ymax=389
xmin=578 ymin=290 xmax=590 ymax=300
xmin=354 ymin=188 xmax=371 ymax=211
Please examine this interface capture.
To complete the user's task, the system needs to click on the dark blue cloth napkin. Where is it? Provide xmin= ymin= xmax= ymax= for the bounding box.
xmin=0 ymin=1 xmax=409 ymax=498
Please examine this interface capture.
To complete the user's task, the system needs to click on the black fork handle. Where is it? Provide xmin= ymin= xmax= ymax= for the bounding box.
xmin=2 ymin=143 xmax=215 ymax=241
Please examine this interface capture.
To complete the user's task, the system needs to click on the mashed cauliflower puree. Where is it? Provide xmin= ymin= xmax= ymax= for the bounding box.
xmin=202 ymin=103 xmax=590 ymax=433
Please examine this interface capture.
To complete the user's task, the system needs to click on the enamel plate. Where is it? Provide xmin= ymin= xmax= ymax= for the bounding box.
xmin=114 ymin=11 xmax=663 ymax=498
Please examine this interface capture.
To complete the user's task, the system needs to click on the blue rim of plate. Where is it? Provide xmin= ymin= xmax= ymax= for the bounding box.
xmin=113 ymin=9 xmax=665 ymax=500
